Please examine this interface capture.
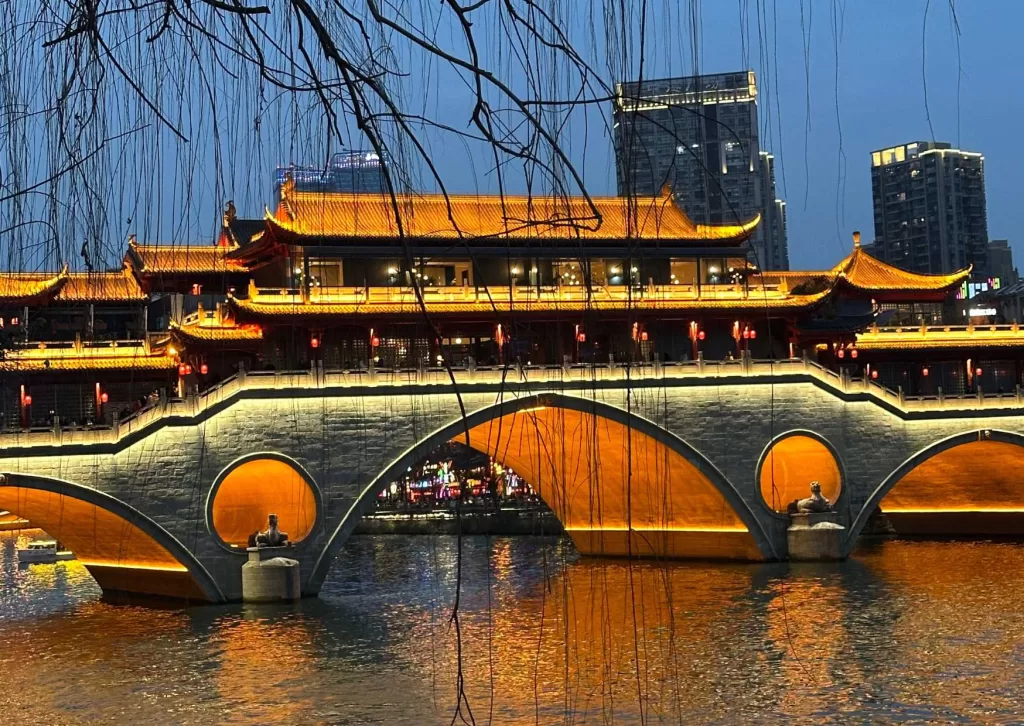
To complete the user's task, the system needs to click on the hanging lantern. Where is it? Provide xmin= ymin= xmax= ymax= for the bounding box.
xmin=976 ymin=368 xmax=983 ymax=376
xmin=850 ymin=348 xmax=859 ymax=359
xmin=178 ymin=363 xmax=187 ymax=376
xmin=749 ymin=329 xmax=757 ymax=339
xmin=922 ymin=366 xmax=930 ymax=377
xmin=311 ymin=336 xmax=320 ymax=349
xmin=871 ymin=370 xmax=879 ymax=380
xmin=100 ymin=392 xmax=109 ymax=404
xmin=371 ymin=336 xmax=380 ymax=348
xmin=184 ymin=363 xmax=193 ymax=375
xmin=742 ymin=327 xmax=750 ymax=340
xmin=577 ymin=332 xmax=586 ymax=343
xmin=23 ymin=394 xmax=32 ymax=406
xmin=640 ymin=330 xmax=649 ymax=342
xmin=837 ymin=348 xmax=846 ymax=359
xmin=200 ymin=363 xmax=209 ymax=375
xmin=698 ymin=330 xmax=706 ymax=341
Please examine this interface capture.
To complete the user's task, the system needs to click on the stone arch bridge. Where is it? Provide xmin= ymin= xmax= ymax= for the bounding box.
xmin=2 ymin=358 xmax=1024 ymax=603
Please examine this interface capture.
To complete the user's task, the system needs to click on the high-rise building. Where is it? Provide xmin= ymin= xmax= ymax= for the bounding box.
xmin=870 ymin=141 xmax=988 ymax=276
xmin=987 ymin=239 xmax=1017 ymax=285
xmin=275 ymin=150 xmax=387 ymax=196
xmin=613 ymin=70 xmax=789 ymax=270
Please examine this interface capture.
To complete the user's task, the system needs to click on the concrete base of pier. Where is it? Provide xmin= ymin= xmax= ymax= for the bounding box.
xmin=787 ymin=513 xmax=846 ymax=561
xmin=241 ymin=547 xmax=301 ymax=602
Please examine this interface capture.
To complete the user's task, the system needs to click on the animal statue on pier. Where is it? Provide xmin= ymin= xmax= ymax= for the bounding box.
xmin=787 ymin=481 xmax=834 ymax=514
xmin=248 ymin=513 xmax=291 ymax=548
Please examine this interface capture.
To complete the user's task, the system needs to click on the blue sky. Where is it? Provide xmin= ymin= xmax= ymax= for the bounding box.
xmin=411 ymin=0 xmax=1024 ymax=270
xmin=8 ymin=1 xmax=1023 ymax=273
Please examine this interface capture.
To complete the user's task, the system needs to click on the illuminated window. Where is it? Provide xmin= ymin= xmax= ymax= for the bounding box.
xmin=759 ymin=434 xmax=842 ymax=513
xmin=210 ymin=456 xmax=319 ymax=547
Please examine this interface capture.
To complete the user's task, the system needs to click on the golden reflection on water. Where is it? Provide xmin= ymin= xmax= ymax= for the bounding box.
xmin=2 ymin=535 xmax=1024 ymax=723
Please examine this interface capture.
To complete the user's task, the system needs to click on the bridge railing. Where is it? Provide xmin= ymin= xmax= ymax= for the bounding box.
xmin=4 ymin=356 xmax=1023 ymax=447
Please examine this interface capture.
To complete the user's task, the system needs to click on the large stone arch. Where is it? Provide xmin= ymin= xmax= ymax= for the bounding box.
xmin=846 ymin=429 xmax=1024 ymax=550
xmin=0 ymin=472 xmax=224 ymax=602
xmin=308 ymin=392 xmax=777 ymax=591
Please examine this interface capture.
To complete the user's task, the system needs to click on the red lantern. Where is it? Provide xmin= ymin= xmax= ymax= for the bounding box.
xmin=749 ymin=329 xmax=757 ymax=339
xmin=922 ymin=367 xmax=929 ymax=377
xmin=178 ymin=363 xmax=187 ymax=376
xmin=311 ymin=337 xmax=320 ymax=349
xmin=698 ymin=330 xmax=706 ymax=341
xmin=23 ymin=394 xmax=31 ymax=406
xmin=742 ymin=328 xmax=750 ymax=340
xmin=371 ymin=336 xmax=380 ymax=348
xmin=871 ymin=370 xmax=879 ymax=380
xmin=577 ymin=332 xmax=586 ymax=343
xmin=100 ymin=392 xmax=109 ymax=404
xmin=850 ymin=348 xmax=859 ymax=359
xmin=640 ymin=331 xmax=649 ymax=342
xmin=200 ymin=363 xmax=209 ymax=375
xmin=976 ymin=368 xmax=983 ymax=376
xmin=837 ymin=348 xmax=846 ymax=359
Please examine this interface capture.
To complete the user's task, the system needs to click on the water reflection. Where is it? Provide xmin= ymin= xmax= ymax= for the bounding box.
xmin=1 ymin=532 xmax=1024 ymax=723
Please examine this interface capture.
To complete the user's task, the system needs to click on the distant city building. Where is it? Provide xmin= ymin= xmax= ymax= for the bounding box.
xmin=987 ymin=239 xmax=1017 ymax=285
xmin=870 ymin=141 xmax=988 ymax=277
xmin=275 ymin=150 xmax=387 ymax=196
xmin=613 ymin=70 xmax=789 ymax=270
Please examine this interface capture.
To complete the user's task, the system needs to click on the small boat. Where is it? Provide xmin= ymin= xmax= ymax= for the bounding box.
xmin=0 ymin=511 xmax=30 ymax=532
xmin=17 ymin=539 xmax=75 ymax=563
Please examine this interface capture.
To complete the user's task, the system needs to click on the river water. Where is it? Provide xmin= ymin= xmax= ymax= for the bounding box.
xmin=2 ymin=531 xmax=1024 ymax=724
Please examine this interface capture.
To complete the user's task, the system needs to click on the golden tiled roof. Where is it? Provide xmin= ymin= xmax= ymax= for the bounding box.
xmin=0 ymin=269 xmax=68 ymax=303
xmin=170 ymin=320 xmax=263 ymax=343
xmin=56 ymin=268 xmax=147 ymax=303
xmin=127 ymin=241 xmax=248 ymax=275
xmin=0 ymin=344 xmax=177 ymax=372
xmin=833 ymin=246 xmax=969 ymax=292
xmin=229 ymin=287 xmax=829 ymax=317
xmin=268 ymin=189 xmax=760 ymax=243
xmin=856 ymin=325 xmax=1024 ymax=351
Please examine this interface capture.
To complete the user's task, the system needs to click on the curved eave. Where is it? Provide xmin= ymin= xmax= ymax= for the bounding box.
xmin=55 ymin=270 xmax=148 ymax=304
xmin=169 ymin=322 xmax=263 ymax=346
xmin=835 ymin=276 xmax=966 ymax=301
xmin=0 ymin=267 xmax=69 ymax=305
xmin=835 ymin=250 xmax=971 ymax=297
xmin=0 ymin=354 xmax=177 ymax=373
xmin=695 ymin=213 xmax=760 ymax=241
xmin=264 ymin=207 xmax=758 ymax=246
xmin=227 ymin=289 xmax=830 ymax=319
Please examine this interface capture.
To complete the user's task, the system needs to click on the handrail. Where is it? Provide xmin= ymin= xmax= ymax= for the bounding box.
xmin=4 ymin=357 xmax=1023 ymax=446
xmin=247 ymin=282 xmax=794 ymax=305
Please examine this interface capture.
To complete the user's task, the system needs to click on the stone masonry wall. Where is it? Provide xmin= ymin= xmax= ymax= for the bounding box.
xmin=1 ymin=374 xmax=1022 ymax=600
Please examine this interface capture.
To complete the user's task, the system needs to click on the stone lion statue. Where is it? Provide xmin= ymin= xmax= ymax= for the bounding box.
xmin=788 ymin=481 xmax=834 ymax=514
xmin=249 ymin=513 xmax=290 ymax=548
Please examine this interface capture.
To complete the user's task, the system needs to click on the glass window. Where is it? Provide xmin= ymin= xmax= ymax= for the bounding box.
xmin=309 ymin=259 xmax=342 ymax=287
xmin=669 ymin=260 xmax=697 ymax=287
xmin=700 ymin=258 xmax=726 ymax=285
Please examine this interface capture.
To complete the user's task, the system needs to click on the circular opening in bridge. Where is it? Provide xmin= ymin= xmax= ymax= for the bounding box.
xmin=209 ymin=455 xmax=319 ymax=548
xmin=758 ymin=433 xmax=842 ymax=513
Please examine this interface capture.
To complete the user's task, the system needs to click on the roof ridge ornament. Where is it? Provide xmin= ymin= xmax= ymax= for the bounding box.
xmin=280 ymin=171 xmax=296 ymax=203
xmin=223 ymin=200 xmax=237 ymax=227
xmin=852 ymin=230 xmax=861 ymax=249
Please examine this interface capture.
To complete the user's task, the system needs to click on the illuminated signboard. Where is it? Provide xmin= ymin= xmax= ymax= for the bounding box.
xmin=959 ymin=278 xmax=1002 ymax=300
